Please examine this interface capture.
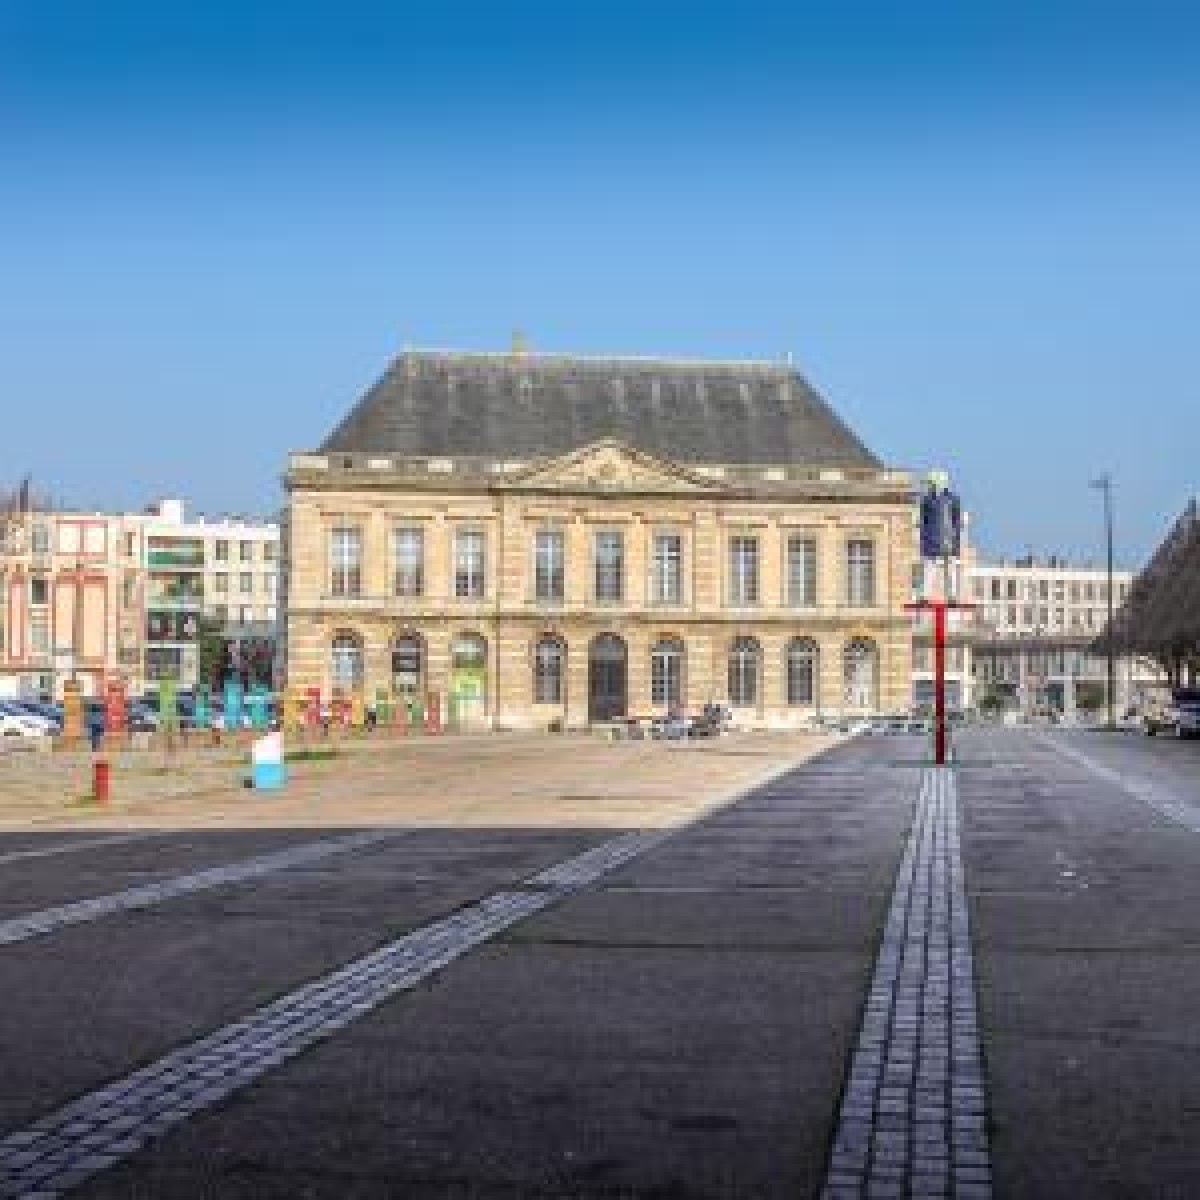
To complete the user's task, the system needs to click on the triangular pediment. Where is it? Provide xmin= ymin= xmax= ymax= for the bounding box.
xmin=505 ymin=440 xmax=725 ymax=494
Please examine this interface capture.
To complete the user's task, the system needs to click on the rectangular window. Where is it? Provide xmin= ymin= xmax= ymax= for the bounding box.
xmin=846 ymin=539 xmax=875 ymax=607
xmin=534 ymin=530 xmax=565 ymax=603
xmin=30 ymin=577 xmax=49 ymax=606
xmin=594 ymin=532 xmax=624 ymax=603
xmin=239 ymin=572 xmax=254 ymax=595
xmin=728 ymin=536 xmax=759 ymax=606
xmin=239 ymin=541 xmax=254 ymax=562
xmin=393 ymin=527 xmax=424 ymax=597
xmin=31 ymin=524 xmax=49 ymax=553
xmin=1006 ymin=578 xmax=1017 ymax=601
xmin=787 ymin=536 xmax=818 ymax=607
xmin=1054 ymin=581 xmax=1065 ymax=601
xmin=1054 ymin=607 xmax=1064 ymax=626
xmin=264 ymin=573 xmax=277 ymax=597
xmin=651 ymin=641 xmax=684 ymax=707
xmin=973 ymin=577 xmax=984 ymax=601
xmin=1007 ymin=605 xmax=1017 ymax=625
xmin=124 ymin=532 xmax=136 ymax=558
xmin=123 ymin=575 xmax=137 ymax=608
xmin=454 ymin=530 xmax=485 ymax=599
xmin=651 ymin=533 xmax=683 ymax=605
xmin=240 ymin=605 xmax=255 ymax=625
xmin=264 ymin=541 xmax=278 ymax=562
xmin=330 ymin=526 xmax=363 ymax=597
xmin=213 ymin=604 xmax=228 ymax=624
xmin=1038 ymin=606 xmax=1049 ymax=626
xmin=991 ymin=578 xmax=1001 ymax=601
xmin=213 ymin=572 xmax=228 ymax=594
xmin=1038 ymin=579 xmax=1049 ymax=600
xmin=29 ymin=610 xmax=49 ymax=653
xmin=214 ymin=540 xmax=230 ymax=562
xmin=1069 ymin=582 xmax=1080 ymax=603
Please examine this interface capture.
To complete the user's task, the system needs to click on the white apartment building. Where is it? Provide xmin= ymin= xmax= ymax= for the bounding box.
xmin=142 ymin=499 xmax=279 ymax=690
xmin=968 ymin=555 xmax=1162 ymax=715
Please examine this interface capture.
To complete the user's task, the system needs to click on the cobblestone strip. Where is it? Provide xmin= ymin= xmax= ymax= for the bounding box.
xmin=822 ymin=768 xmax=991 ymax=1200
xmin=0 ymin=829 xmax=667 ymax=1198
xmin=0 ymin=831 xmax=398 ymax=948
xmin=0 ymin=832 xmax=163 ymax=868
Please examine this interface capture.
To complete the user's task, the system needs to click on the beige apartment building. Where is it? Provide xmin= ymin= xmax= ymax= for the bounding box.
xmin=284 ymin=349 xmax=917 ymax=729
xmin=0 ymin=505 xmax=146 ymax=699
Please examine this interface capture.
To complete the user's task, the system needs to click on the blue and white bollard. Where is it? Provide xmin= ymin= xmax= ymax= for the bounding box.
xmin=251 ymin=731 xmax=286 ymax=791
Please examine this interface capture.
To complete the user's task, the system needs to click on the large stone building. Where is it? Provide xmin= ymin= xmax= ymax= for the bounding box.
xmin=283 ymin=349 xmax=916 ymax=729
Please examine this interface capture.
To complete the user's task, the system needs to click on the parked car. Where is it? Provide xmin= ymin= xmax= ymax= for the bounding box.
xmin=1146 ymin=688 xmax=1200 ymax=739
xmin=0 ymin=701 xmax=57 ymax=734
xmin=0 ymin=704 xmax=48 ymax=738
xmin=8 ymin=701 xmax=63 ymax=735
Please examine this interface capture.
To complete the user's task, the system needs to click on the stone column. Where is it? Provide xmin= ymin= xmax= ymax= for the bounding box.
xmin=565 ymin=631 xmax=591 ymax=730
xmin=626 ymin=626 xmax=649 ymax=717
xmin=365 ymin=509 xmax=388 ymax=599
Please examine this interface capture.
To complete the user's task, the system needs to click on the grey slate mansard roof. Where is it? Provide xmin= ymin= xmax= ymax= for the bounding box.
xmin=318 ymin=350 xmax=881 ymax=469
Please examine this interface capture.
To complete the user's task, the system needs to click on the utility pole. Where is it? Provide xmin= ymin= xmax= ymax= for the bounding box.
xmin=1090 ymin=475 xmax=1116 ymax=729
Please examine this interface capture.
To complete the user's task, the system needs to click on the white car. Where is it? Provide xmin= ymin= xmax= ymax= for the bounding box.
xmin=2 ymin=702 xmax=59 ymax=735
xmin=0 ymin=709 xmax=47 ymax=738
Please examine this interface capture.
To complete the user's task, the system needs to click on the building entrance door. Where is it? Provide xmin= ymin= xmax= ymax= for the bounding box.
xmin=588 ymin=634 xmax=627 ymax=721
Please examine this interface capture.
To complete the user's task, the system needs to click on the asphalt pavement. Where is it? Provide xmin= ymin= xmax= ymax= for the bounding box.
xmin=959 ymin=726 xmax=1200 ymax=1200
xmin=2 ymin=728 xmax=1199 ymax=1198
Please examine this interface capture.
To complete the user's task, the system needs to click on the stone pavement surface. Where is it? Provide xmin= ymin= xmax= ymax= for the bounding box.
xmin=823 ymin=768 xmax=991 ymax=1200
xmin=0 ymin=732 xmax=837 ymax=831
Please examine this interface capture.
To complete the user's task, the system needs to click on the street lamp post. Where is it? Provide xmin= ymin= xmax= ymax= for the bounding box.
xmin=1090 ymin=474 xmax=1116 ymax=729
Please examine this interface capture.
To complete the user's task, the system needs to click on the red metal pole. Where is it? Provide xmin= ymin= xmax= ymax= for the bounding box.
xmin=934 ymin=601 xmax=946 ymax=766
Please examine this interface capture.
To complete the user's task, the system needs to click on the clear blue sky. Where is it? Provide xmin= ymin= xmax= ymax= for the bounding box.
xmin=3 ymin=1 xmax=1198 ymax=566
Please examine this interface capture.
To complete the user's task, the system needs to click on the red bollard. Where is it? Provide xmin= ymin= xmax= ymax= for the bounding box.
xmin=93 ymin=759 xmax=111 ymax=804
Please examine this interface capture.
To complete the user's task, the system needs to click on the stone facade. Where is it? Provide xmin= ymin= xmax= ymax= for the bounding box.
xmin=285 ymin=353 xmax=916 ymax=729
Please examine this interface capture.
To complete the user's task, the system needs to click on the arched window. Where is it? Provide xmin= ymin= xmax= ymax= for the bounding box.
xmin=452 ymin=633 xmax=487 ymax=672
xmin=331 ymin=631 xmax=364 ymax=691
xmin=651 ymin=637 xmax=685 ymax=708
xmin=391 ymin=633 xmax=423 ymax=697
xmin=844 ymin=637 xmax=878 ymax=710
xmin=787 ymin=638 xmax=819 ymax=706
xmin=450 ymin=633 xmax=488 ymax=724
xmin=728 ymin=636 xmax=761 ymax=707
xmin=533 ymin=636 xmax=565 ymax=704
